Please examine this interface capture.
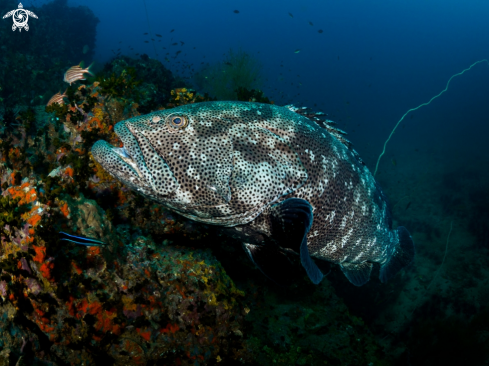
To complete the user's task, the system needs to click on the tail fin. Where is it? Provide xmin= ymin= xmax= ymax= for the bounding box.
xmin=379 ymin=226 xmax=414 ymax=283
xmin=85 ymin=62 xmax=94 ymax=76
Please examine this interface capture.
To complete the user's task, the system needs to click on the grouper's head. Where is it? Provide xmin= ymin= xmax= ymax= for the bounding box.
xmin=92 ymin=101 xmax=307 ymax=225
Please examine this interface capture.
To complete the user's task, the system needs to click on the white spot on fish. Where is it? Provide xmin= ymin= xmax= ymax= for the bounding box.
xmin=340 ymin=215 xmax=348 ymax=229
xmin=341 ymin=228 xmax=353 ymax=248
xmin=327 ymin=210 xmax=335 ymax=223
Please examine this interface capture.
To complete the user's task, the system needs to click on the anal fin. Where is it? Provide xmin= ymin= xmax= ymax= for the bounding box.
xmin=340 ymin=262 xmax=373 ymax=286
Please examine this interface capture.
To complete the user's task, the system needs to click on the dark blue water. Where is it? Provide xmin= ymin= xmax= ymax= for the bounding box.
xmin=21 ymin=0 xmax=489 ymax=161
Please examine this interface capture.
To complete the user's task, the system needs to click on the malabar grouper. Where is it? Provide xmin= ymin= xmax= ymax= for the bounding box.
xmin=91 ymin=101 xmax=414 ymax=286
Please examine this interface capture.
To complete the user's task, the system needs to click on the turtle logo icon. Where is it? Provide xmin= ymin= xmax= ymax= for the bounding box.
xmin=3 ymin=3 xmax=38 ymax=32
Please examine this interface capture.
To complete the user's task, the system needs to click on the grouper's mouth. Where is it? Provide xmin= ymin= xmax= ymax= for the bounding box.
xmin=91 ymin=118 xmax=152 ymax=186
xmin=91 ymin=140 xmax=147 ymax=188
xmin=91 ymin=120 xmax=179 ymax=197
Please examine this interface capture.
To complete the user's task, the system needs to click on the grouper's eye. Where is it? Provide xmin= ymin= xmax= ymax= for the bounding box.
xmin=169 ymin=115 xmax=188 ymax=129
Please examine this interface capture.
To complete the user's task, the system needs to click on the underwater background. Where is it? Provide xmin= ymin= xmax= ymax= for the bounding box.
xmin=0 ymin=0 xmax=488 ymax=364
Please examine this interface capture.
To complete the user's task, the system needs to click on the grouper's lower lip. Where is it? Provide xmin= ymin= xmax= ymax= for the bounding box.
xmin=111 ymin=145 xmax=143 ymax=178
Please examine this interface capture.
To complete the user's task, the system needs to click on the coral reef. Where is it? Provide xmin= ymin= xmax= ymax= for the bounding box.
xmin=0 ymin=224 xmax=248 ymax=365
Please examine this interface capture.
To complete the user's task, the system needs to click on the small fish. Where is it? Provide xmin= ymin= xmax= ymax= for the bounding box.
xmin=63 ymin=63 xmax=93 ymax=85
xmin=143 ymin=32 xmax=148 ymax=35
xmin=46 ymin=89 xmax=67 ymax=106
xmin=180 ymin=41 xmax=184 ymax=46
xmin=233 ymin=9 xmax=239 ymax=13
xmin=294 ymin=49 xmax=301 ymax=53
xmin=144 ymin=41 xmax=149 ymax=43
xmin=318 ymin=29 xmax=323 ymax=33
xmin=225 ymin=62 xmax=233 ymax=66
xmin=172 ymin=42 xmax=178 ymax=46
xmin=59 ymin=232 xmax=106 ymax=247
xmin=82 ymin=45 xmax=89 ymax=54
xmin=288 ymin=12 xmax=293 ymax=17
xmin=308 ymin=21 xmax=313 ymax=26
xmin=170 ymin=29 xmax=174 ymax=33
xmin=156 ymin=34 xmax=162 ymax=37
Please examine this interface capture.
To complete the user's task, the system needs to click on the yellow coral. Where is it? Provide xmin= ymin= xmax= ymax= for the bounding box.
xmin=93 ymin=106 xmax=105 ymax=121
xmin=89 ymin=152 xmax=116 ymax=183
xmin=122 ymin=295 xmax=137 ymax=311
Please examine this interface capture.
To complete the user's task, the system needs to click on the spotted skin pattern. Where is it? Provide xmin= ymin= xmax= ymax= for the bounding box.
xmin=92 ymin=101 xmax=412 ymax=285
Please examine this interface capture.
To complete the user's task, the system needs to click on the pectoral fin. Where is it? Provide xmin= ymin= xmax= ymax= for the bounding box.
xmin=269 ymin=198 xmax=324 ymax=284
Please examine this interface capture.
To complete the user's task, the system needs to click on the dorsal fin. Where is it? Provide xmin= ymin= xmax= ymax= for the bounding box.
xmin=285 ymin=104 xmax=364 ymax=166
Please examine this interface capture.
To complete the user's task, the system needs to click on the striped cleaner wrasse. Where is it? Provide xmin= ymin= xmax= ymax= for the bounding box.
xmin=59 ymin=232 xmax=106 ymax=246
xmin=63 ymin=63 xmax=93 ymax=85
xmin=91 ymin=101 xmax=414 ymax=286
